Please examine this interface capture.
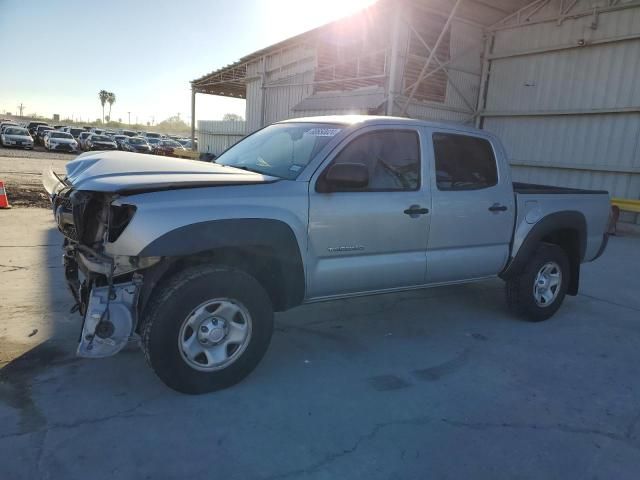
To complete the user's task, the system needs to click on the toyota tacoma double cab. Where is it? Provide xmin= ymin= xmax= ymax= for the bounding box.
xmin=43 ymin=116 xmax=611 ymax=394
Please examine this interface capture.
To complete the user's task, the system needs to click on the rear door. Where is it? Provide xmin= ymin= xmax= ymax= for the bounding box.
xmin=425 ymin=129 xmax=515 ymax=282
xmin=306 ymin=126 xmax=430 ymax=299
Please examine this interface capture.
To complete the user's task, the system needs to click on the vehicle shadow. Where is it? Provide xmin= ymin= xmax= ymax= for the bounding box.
xmin=0 ymin=218 xmax=509 ymax=441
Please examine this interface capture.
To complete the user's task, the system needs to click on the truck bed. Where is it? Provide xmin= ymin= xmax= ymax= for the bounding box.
xmin=513 ymin=182 xmax=609 ymax=195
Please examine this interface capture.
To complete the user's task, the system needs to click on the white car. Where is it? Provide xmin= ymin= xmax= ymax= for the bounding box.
xmin=0 ymin=126 xmax=34 ymax=149
xmin=44 ymin=131 xmax=79 ymax=153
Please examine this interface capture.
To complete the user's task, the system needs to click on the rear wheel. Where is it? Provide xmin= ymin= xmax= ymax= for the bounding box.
xmin=141 ymin=265 xmax=274 ymax=394
xmin=505 ymin=243 xmax=569 ymax=322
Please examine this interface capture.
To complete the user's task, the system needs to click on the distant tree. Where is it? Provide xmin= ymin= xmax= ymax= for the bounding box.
xmin=156 ymin=115 xmax=190 ymax=133
xmin=107 ymin=92 xmax=116 ymax=121
xmin=105 ymin=115 xmax=110 ymax=122
xmin=222 ymin=113 xmax=243 ymax=121
xmin=99 ymin=90 xmax=109 ymax=123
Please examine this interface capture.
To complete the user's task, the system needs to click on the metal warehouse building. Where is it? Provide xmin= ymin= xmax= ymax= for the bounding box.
xmin=191 ymin=0 xmax=640 ymax=220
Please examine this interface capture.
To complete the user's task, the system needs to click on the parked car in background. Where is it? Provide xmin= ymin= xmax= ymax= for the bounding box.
xmin=0 ymin=121 xmax=19 ymax=133
xmin=177 ymin=138 xmax=198 ymax=150
xmin=1 ymin=126 xmax=34 ymax=149
xmin=85 ymin=134 xmax=117 ymax=151
xmin=152 ymin=139 xmax=186 ymax=157
xmin=123 ymin=136 xmax=152 ymax=154
xmin=146 ymin=137 xmax=161 ymax=150
xmin=54 ymin=125 xmax=67 ymax=130
xmin=117 ymin=129 xmax=137 ymax=137
xmin=27 ymin=121 xmax=50 ymax=136
xmin=69 ymin=127 xmax=84 ymax=139
xmin=144 ymin=132 xmax=162 ymax=140
xmin=90 ymin=128 xmax=105 ymax=135
xmin=78 ymin=131 xmax=92 ymax=150
xmin=82 ymin=126 xmax=92 ymax=131
xmin=113 ymin=135 xmax=128 ymax=150
xmin=44 ymin=131 xmax=78 ymax=152
xmin=35 ymin=125 xmax=55 ymax=145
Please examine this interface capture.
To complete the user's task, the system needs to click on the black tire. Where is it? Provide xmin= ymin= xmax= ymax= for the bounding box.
xmin=505 ymin=243 xmax=569 ymax=322
xmin=141 ymin=265 xmax=274 ymax=394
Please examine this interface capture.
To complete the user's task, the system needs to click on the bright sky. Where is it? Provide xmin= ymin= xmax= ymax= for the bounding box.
xmin=0 ymin=0 xmax=376 ymax=125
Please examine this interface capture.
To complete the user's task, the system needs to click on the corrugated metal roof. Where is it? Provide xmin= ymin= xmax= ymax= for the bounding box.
xmin=292 ymin=87 xmax=386 ymax=111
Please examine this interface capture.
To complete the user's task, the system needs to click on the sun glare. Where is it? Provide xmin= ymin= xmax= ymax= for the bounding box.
xmin=263 ymin=0 xmax=379 ymax=43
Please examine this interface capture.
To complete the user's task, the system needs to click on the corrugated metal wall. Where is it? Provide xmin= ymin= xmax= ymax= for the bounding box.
xmin=197 ymin=120 xmax=246 ymax=155
xmin=245 ymin=45 xmax=316 ymax=133
xmin=482 ymin=1 xmax=640 ymax=214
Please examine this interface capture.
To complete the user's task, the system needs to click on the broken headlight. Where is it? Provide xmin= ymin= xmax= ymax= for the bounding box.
xmin=108 ymin=204 xmax=136 ymax=242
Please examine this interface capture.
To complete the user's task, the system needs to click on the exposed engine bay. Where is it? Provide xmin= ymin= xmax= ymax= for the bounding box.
xmin=52 ymin=185 xmax=158 ymax=358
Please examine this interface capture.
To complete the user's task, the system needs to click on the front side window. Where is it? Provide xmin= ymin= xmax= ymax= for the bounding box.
xmin=323 ymin=129 xmax=420 ymax=191
xmin=432 ymin=133 xmax=498 ymax=191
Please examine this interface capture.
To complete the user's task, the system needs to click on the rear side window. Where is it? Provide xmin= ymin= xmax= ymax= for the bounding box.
xmin=329 ymin=130 xmax=420 ymax=191
xmin=432 ymin=133 xmax=498 ymax=191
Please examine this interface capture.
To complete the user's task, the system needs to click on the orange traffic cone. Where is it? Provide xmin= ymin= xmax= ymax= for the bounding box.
xmin=0 ymin=181 xmax=11 ymax=209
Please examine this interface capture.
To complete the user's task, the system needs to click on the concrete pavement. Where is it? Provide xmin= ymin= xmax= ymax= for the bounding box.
xmin=1 ymin=208 xmax=640 ymax=479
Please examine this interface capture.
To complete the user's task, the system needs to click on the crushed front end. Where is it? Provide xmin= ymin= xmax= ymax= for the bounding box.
xmin=45 ymin=169 xmax=156 ymax=358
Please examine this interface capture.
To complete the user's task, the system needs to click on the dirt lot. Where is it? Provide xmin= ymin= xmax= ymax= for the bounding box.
xmin=0 ymin=146 xmax=72 ymax=208
xmin=1 ymin=206 xmax=640 ymax=479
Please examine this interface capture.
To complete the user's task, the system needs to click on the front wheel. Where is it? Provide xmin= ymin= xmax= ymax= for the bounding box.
xmin=141 ymin=265 xmax=274 ymax=394
xmin=505 ymin=243 xmax=570 ymax=322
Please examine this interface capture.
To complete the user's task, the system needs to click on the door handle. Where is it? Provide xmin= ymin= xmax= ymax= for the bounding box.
xmin=489 ymin=203 xmax=508 ymax=212
xmin=404 ymin=205 xmax=429 ymax=216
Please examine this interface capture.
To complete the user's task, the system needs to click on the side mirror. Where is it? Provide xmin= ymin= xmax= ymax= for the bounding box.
xmin=321 ymin=163 xmax=369 ymax=192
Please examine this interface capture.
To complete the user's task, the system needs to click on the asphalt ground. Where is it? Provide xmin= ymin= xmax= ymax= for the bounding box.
xmin=1 ymin=206 xmax=639 ymax=479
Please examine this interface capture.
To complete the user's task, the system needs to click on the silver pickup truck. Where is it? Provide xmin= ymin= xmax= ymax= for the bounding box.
xmin=43 ymin=116 xmax=611 ymax=394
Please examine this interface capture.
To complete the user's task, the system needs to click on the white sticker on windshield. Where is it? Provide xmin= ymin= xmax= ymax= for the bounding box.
xmin=305 ymin=128 xmax=341 ymax=137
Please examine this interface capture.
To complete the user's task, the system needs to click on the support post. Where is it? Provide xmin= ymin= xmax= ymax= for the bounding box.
xmin=190 ymin=88 xmax=196 ymax=151
xmin=386 ymin=5 xmax=402 ymax=115
xmin=475 ymin=32 xmax=494 ymax=128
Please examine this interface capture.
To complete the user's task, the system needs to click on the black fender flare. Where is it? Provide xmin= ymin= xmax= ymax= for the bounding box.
xmin=139 ymin=219 xmax=305 ymax=309
xmin=500 ymin=211 xmax=587 ymax=294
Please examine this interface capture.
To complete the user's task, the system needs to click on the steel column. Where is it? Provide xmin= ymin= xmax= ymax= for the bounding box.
xmin=190 ymin=88 xmax=196 ymax=151
xmin=386 ymin=5 xmax=402 ymax=115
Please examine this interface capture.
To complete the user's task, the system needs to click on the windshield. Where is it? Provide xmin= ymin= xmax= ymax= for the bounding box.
xmin=146 ymin=132 xmax=161 ymax=138
xmin=51 ymin=132 xmax=73 ymax=139
xmin=216 ymin=123 xmax=343 ymax=179
xmin=92 ymin=135 xmax=111 ymax=142
xmin=128 ymin=137 xmax=146 ymax=144
xmin=5 ymin=127 xmax=28 ymax=136
xmin=147 ymin=138 xmax=160 ymax=144
xmin=70 ymin=128 xmax=83 ymax=136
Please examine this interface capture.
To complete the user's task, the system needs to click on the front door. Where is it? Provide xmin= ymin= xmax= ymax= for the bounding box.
xmin=306 ymin=127 xmax=430 ymax=299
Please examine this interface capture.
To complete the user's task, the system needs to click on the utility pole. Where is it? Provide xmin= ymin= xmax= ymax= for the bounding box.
xmin=17 ymin=103 xmax=25 ymax=118
xmin=127 ymin=112 xmax=131 ymax=125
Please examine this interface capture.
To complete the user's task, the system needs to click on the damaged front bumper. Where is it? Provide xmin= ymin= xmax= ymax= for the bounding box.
xmin=46 ymin=175 xmax=157 ymax=359
xmin=65 ymin=246 xmax=144 ymax=358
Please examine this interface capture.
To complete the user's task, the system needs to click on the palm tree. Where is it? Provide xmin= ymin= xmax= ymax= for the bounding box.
xmin=99 ymin=90 xmax=109 ymax=123
xmin=107 ymin=92 xmax=116 ymax=123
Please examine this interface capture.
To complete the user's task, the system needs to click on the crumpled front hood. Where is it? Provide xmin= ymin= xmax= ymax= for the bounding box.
xmin=65 ymin=151 xmax=278 ymax=193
